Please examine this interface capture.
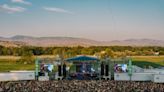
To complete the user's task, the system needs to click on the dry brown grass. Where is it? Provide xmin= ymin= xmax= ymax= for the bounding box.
xmin=0 ymin=55 xmax=55 ymax=60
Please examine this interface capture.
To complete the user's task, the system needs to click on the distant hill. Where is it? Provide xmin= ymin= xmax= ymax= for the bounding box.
xmin=0 ymin=35 xmax=101 ymax=47
xmin=0 ymin=35 xmax=164 ymax=47
xmin=105 ymin=39 xmax=164 ymax=46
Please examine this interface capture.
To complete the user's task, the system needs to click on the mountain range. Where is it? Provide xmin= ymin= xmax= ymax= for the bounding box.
xmin=0 ymin=35 xmax=164 ymax=47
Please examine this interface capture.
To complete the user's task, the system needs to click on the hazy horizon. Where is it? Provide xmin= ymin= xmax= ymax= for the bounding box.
xmin=0 ymin=0 xmax=164 ymax=41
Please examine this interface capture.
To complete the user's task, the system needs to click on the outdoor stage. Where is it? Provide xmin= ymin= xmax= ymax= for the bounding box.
xmin=65 ymin=55 xmax=100 ymax=80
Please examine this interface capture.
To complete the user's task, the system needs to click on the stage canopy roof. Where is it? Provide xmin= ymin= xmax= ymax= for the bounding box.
xmin=65 ymin=55 xmax=99 ymax=62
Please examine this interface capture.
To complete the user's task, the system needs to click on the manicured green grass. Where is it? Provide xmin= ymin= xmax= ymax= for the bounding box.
xmin=0 ymin=59 xmax=34 ymax=72
xmin=132 ymin=61 xmax=163 ymax=68
xmin=0 ymin=64 xmax=34 ymax=72
xmin=132 ymin=56 xmax=164 ymax=62
xmin=131 ymin=56 xmax=164 ymax=67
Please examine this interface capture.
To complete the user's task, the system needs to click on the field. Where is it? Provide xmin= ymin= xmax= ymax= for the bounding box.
xmin=0 ymin=59 xmax=34 ymax=72
xmin=0 ymin=55 xmax=163 ymax=72
xmin=0 ymin=55 xmax=56 ymax=60
xmin=132 ymin=56 xmax=164 ymax=62
xmin=131 ymin=56 xmax=164 ymax=68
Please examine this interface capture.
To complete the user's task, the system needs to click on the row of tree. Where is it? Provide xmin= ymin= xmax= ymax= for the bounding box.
xmin=0 ymin=46 xmax=164 ymax=57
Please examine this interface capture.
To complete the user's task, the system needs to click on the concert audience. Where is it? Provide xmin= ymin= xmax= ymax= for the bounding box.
xmin=0 ymin=80 xmax=163 ymax=92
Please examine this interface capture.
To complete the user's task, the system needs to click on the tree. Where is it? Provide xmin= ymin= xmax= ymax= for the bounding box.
xmin=105 ymin=48 xmax=114 ymax=58
xmin=0 ymin=46 xmax=4 ymax=55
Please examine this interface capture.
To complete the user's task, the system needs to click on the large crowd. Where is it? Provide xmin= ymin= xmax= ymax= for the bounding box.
xmin=0 ymin=80 xmax=163 ymax=92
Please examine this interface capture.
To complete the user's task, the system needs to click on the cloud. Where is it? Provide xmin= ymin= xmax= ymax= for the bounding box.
xmin=11 ymin=0 xmax=31 ymax=5
xmin=0 ymin=4 xmax=26 ymax=13
xmin=43 ymin=7 xmax=74 ymax=14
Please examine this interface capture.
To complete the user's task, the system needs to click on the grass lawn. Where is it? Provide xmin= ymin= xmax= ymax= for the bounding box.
xmin=132 ymin=56 xmax=164 ymax=62
xmin=131 ymin=56 xmax=164 ymax=67
xmin=132 ymin=61 xmax=163 ymax=68
xmin=0 ymin=59 xmax=34 ymax=72
xmin=0 ymin=64 xmax=34 ymax=72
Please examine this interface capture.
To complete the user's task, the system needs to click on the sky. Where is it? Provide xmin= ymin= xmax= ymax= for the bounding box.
xmin=0 ymin=0 xmax=164 ymax=41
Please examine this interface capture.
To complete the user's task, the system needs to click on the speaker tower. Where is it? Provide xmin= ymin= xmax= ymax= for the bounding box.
xmin=101 ymin=63 xmax=104 ymax=76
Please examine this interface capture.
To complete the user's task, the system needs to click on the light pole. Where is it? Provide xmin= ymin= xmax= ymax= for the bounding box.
xmin=35 ymin=58 xmax=39 ymax=80
xmin=128 ymin=58 xmax=132 ymax=81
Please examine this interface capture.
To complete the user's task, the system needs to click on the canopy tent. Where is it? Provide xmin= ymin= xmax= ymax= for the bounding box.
xmin=65 ymin=55 xmax=99 ymax=62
